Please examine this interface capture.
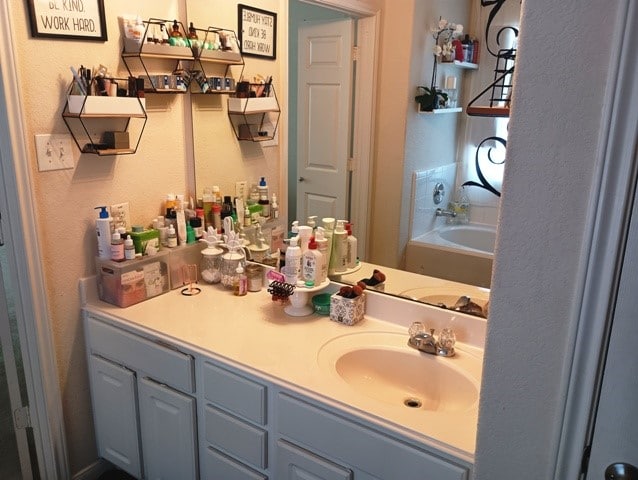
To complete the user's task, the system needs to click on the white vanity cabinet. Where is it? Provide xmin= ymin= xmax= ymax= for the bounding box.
xmin=84 ymin=309 xmax=473 ymax=480
xmin=84 ymin=314 xmax=197 ymax=479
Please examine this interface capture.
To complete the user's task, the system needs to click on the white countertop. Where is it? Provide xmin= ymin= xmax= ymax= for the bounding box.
xmin=81 ymin=277 xmax=485 ymax=463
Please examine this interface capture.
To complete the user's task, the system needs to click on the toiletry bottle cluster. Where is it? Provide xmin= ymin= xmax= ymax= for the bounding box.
xmin=283 ymin=216 xmax=358 ymax=287
xmin=94 ymin=176 xmax=282 ymax=264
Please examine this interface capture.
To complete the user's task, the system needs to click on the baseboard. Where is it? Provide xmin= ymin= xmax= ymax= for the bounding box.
xmin=72 ymin=458 xmax=111 ymax=480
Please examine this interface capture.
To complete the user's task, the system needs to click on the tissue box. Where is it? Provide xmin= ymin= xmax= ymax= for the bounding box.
xmin=128 ymin=229 xmax=160 ymax=255
xmin=96 ymin=251 xmax=170 ymax=307
xmin=330 ymin=293 xmax=365 ymax=325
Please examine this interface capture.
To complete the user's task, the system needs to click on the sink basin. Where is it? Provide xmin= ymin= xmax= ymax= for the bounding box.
xmin=317 ymin=332 xmax=481 ymax=413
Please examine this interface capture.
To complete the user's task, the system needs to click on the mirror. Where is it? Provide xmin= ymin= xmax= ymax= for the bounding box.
xmin=187 ymin=0 xmax=520 ymax=314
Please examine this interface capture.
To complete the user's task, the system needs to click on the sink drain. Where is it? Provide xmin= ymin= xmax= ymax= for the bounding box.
xmin=403 ymin=397 xmax=422 ymax=408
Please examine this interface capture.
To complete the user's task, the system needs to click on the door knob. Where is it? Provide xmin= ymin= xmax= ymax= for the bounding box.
xmin=298 ymin=177 xmax=305 ymax=182
xmin=605 ymin=463 xmax=638 ymax=480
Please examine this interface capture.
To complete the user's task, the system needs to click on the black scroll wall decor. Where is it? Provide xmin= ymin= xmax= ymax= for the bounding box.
xmin=463 ymin=0 xmax=519 ymax=197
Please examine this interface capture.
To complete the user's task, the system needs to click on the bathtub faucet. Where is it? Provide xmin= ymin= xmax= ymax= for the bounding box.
xmin=435 ymin=208 xmax=456 ymax=218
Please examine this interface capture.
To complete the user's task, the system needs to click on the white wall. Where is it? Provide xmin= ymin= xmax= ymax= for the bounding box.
xmin=475 ymin=0 xmax=621 ymax=477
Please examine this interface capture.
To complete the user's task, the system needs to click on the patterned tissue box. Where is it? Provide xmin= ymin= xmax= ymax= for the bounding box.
xmin=330 ymin=293 xmax=365 ymax=325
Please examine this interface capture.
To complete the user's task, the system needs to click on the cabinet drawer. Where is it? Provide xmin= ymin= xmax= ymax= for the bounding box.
xmin=86 ymin=315 xmax=194 ymax=393
xmin=203 ymin=446 xmax=267 ymax=480
xmin=202 ymin=360 xmax=266 ymax=425
xmin=205 ymin=404 xmax=267 ymax=469
xmin=278 ymin=393 xmax=469 ymax=480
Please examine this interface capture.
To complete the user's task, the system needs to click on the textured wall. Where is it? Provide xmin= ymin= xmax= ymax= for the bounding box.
xmin=475 ymin=0 xmax=620 ymax=477
xmin=7 ymin=0 xmax=282 ymax=474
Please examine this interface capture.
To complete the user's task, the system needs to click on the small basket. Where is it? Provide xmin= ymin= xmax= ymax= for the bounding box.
xmin=330 ymin=293 xmax=365 ymax=325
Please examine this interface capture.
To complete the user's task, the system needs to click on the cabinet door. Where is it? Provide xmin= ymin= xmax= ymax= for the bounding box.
xmin=138 ymin=377 xmax=197 ymax=480
xmin=88 ymin=355 xmax=142 ymax=478
xmin=276 ymin=439 xmax=353 ymax=480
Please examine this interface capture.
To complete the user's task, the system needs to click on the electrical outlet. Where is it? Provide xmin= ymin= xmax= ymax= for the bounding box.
xmin=235 ymin=181 xmax=248 ymax=199
xmin=35 ymin=134 xmax=75 ymax=171
xmin=110 ymin=202 xmax=131 ymax=230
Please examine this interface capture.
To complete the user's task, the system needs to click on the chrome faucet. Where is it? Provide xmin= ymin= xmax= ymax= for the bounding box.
xmin=407 ymin=322 xmax=456 ymax=357
xmin=435 ymin=208 xmax=456 ymax=218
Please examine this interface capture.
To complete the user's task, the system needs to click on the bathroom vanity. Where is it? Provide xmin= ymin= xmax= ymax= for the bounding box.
xmin=81 ymin=279 xmax=484 ymax=479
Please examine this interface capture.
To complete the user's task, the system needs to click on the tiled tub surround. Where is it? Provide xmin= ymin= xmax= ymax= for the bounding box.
xmin=81 ymin=277 xmax=485 ymax=478
xmin=406 ymin=165 xmax=497 ymax=288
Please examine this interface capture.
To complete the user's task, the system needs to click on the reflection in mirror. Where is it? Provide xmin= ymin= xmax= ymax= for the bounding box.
xmin=189 ymin=0 xmax=520 ymax=313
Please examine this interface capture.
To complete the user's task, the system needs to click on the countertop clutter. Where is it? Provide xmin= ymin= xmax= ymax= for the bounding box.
xmin=81 ymin=276 xmax=485 ymax=469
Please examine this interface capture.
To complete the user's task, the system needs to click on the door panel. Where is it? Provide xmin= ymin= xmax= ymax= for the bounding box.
xmin=586 ymin=176 xmax=638 ymax=477
xmin=297 ymin=19 xmax=354 ymax=223
xmin=0 ymin=245 xmax=33 ymax=479
xmin=138 ymin=377 xmax=197 ymax=480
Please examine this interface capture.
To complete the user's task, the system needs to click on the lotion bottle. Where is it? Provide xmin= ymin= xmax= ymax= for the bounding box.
xmin=322 ymin=217 xmax=336 ymax=274
xmin=330 ymin=220 xmax=348 ymax=273
xmin=314 ymin=227 xmax=330 ymax=282
xmin=346 ymin=223 xmax=358 ymax=269
xmin=95 ymin=206 xmax=113 ymax=260
xmin=303 ymin=238 xmax=325 ymax=286
xmin=285 ymin=235 xmax=302 ymax=280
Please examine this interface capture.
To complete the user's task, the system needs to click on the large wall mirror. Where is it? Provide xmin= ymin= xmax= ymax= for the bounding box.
xmin=186 ymin=0 xmax=521 ymax=314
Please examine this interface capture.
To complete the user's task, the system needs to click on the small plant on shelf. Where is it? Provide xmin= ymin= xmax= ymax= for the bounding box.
xmin=415 ymin=86 xmax=448 ymax=112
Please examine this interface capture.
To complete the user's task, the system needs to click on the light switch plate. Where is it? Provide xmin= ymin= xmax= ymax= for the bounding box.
xmin=35 ymin=134 xmax=75 ymax=171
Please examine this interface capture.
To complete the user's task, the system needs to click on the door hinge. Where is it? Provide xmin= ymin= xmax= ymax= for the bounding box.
xmin=580 ymin=444 xmax=591 ymax=477
xmin=14 ymin=405 xmax=31 ymax=429
xmin=347 ymin=157 xmax=355 ymax=172
xmin=352 ymin=45 xmax=359 ymax=62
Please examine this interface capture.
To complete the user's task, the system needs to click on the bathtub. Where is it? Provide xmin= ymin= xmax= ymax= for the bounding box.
xmin=405 ymin=223 xmax=496 ymax=288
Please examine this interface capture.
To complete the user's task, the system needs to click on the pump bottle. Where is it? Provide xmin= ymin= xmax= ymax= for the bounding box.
xmin=330 ymin=220 xmax=348 ymax=273
xmin=285 ymin=236 xmax=302 ymax=281
xmin=95 ymin=206 xmax=113 ymax=260
xmin=303 ymin=238 xmax=325 ymax=286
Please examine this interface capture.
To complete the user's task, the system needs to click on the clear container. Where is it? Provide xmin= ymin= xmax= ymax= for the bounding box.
xmin=245 ymin=263 xmax=263 ymax=292
xmin=200 ymin=245 xmax=223 ymax=284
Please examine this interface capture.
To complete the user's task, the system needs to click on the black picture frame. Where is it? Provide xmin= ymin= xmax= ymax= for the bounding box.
xmin=26 ymin=0 xmax=108 ymax=41
xmin=238 ymin=4 xmax=277 ymax=60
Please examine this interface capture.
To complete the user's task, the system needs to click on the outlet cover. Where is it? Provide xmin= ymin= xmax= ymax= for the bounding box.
xmin=110 ymin=202 xmax=131 ymax=230
xmin=35 ymin=134 xmax=75 ymax=171
xmin=235 ymin=181 xmax=248 ymax=199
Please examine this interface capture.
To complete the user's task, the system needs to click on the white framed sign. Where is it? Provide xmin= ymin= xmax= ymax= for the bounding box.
xmin=27 ymin=0 xmax=108 ymax=41
xmin=238 ymin=4 xmax=277 ymax=60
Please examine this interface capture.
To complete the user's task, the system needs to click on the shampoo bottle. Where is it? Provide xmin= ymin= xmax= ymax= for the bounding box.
xmin=95 ymin=206 xmax=113 ymax=260
xmin=285 ymin=236 xmax=302 ymax=280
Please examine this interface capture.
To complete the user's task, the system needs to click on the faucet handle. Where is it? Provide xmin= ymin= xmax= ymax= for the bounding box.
xmin=439 ymin=327 xmax=456 ymax=349
xmin=408 ymin=322 xmax=425 ymax=338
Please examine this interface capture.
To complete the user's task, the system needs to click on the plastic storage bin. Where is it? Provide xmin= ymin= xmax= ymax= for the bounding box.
xmin=96 ymin=251 xmax=170 ymax=307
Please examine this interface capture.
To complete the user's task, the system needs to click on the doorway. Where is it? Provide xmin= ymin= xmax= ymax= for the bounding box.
xmin=288 ymin=0 xmax=378 ymax=259
xmin=0 ymin=240 xmax=37 ymax=479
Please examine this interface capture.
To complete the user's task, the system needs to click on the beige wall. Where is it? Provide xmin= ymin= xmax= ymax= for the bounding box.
xmin=7 ymin=0 xmax=284 ymax=473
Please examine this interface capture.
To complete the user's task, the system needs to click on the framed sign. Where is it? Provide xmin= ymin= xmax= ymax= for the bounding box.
xmin=238 ymin=4 xmax=277 ymax=60
xmin=27 ymin=0 xmax=108 ymax=41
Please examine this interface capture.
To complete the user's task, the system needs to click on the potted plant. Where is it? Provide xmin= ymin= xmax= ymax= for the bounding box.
xmin=415 ymin=86 xmax=448 ymax=112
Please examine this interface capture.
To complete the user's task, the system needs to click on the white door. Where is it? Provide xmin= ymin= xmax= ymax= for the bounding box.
xmin=586 ymin=179 xmax=638 ymax=479
xmin=0 ymin=240 xmax=34 ymax=479
xmin=297 ymin=19 xmax=354 ymax=222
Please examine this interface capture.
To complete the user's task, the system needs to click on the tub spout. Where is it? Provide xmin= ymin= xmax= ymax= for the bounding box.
xmin=435 ymin=208 xmax=456 ymax=218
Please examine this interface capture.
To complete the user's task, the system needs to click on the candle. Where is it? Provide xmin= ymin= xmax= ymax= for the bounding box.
xmin=445 ymin=76 xmax=457 ymax=90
